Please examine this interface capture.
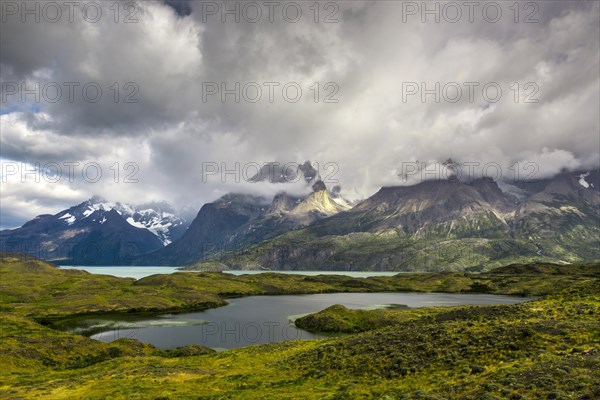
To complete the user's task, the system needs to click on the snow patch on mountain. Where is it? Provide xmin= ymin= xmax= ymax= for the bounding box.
xmin=579 ymin=172 xmax=590 ymax=189
xmin=59 ymin=213 xmax=76 ymax=225
xmin=78 ymin=197 xmax=189 ymax=246
xmin=497 ymin=180 xmax=528 ymax=201
xmin=126 ymin=217 xmax=147 ymax=229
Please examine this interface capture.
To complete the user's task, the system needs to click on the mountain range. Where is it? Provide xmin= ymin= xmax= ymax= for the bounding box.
xmin=2 ymin=166 xmax=598 ymax=271
xmin=0 ymin=197 xmax=191 ymax=265
xmin=134 ymin=179 xmax=351 ymax=266
xmin=175 ymin=169 xmax=599 ymax=271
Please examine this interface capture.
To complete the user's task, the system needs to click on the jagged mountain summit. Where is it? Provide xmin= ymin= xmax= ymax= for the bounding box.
xmin=287 ymin=180 xmax=352 ymax=225
xmin=145 ymin=161 xmax=340 ymax=265
xmin=0 ymin=197 xmax=190 ymax=265
xmin=135 ymin=180 xmax=350 ymax=266
xmin=195 ymin=170 xmax=599 ymax=271
xmin=266 ymin=192 xmax=303 ymax=216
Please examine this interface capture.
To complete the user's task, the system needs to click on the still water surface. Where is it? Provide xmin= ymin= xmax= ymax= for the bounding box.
xmin=62 ymin=292 xmax=531 ymax=350
xmin=59 ymin=266 xmax=401 ymax=280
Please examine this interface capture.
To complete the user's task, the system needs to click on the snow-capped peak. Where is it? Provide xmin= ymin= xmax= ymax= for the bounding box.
xmin=73 ymin=197 xmax=189 ymax=246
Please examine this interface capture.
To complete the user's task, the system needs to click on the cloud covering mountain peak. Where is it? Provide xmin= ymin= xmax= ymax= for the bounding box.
xmin=1 ymin=0 xmax=598 ymax=228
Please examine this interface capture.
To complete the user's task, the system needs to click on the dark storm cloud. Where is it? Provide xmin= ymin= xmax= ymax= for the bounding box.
xmin=1 ymin=0 xmax=598 ymax=227
xmin=0 ymin=1 xmax=204 ymax=134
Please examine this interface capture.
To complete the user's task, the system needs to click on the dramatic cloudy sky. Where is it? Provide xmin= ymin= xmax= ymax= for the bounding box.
xmin=1 ymin=0 xmax=599 ymax=228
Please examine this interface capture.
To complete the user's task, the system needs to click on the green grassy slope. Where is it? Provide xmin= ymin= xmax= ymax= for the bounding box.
xmin=1 ymin=255 xmax=599 ymax=399
xmin=2 ymin=282 xmax=598 ymax=399
xmin=0 ymin=255 xmax=225 ymax=317
xmin=294 ymin=304 xmax=448 ymax=334
xmin=2 ymin=255 xmax=598 ymax=318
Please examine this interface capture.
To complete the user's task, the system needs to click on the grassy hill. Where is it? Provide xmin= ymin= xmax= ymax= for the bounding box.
xmin=2 ymin=254 xmax=598 ymax=318
xmin=0 ymin=254 xmax=598 ymax=398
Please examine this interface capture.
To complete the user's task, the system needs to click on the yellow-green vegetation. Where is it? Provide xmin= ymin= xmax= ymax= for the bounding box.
xmin=0 ymin=256 xmax=226 ymax=317
xmin=1 ymin=254 xmax=599 ymax=399
xmin=2 ymin=254 xmax=598 ymax=318
xmin=294 ymin=304 xmax=451 ymax=333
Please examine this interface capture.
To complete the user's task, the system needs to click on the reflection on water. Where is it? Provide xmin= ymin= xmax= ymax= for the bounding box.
xmin=58 ymin=292 xmax=531 ymax=350
xmin=65 ymin=316 xmax=208 ymax=336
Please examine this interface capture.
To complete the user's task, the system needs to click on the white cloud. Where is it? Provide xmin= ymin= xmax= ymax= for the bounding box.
xmin=1 ymin=0 xmax=598 ymax=227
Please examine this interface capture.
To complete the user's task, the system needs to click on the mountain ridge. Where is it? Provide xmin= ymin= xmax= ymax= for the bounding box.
xmin=134 ymin=180 xmax=348 ymax=265
xmin=0 ymin=197 xmax=191 ymax=265
xmin=2 ymin=169 xmax=598 ymax=270
xmin=191 ymin=170 xmax=599 ymax=271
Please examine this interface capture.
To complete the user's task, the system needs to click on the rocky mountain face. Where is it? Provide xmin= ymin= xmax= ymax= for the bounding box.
xmin=86 ymin=197 xmax=190 ymax=245
xmin=312 ymin=177 xmax=514 ymax=238
xmin=0 ymin=197 xmax=190 ymax=265
xmin=286 ymin=180 xmax=352 ymax=225
xmin=136 ymin=180 xmax=349 ymax=265
xmin=133 ymin=160 xmax=345 ymax=266
xmin=202 ymin=171 xmax=599 ymax=272
xmin=266 ymin=192 xmax=303 ymax=216
xmin=135 ymin=193 xmax=269 ymax=265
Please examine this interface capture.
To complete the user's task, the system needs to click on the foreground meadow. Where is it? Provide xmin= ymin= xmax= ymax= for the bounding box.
xmin=1 ymin=255 xmax=598 ymax=399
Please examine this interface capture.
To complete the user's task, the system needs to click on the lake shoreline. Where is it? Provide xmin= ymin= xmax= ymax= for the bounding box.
xmin=57 ymin=292 xmax=533 ymax=350
xmin=6 ymin=258 xmax=595 ymax=337
xmin=38 ymin=287 xmax=532 ymax=332
xmin=42 ymin=265 xmax=549 ymax=323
